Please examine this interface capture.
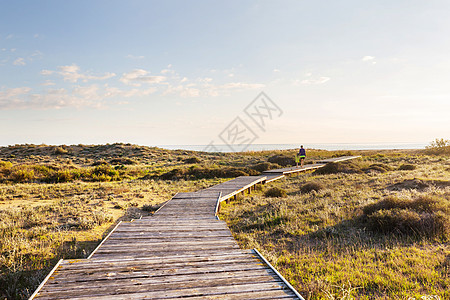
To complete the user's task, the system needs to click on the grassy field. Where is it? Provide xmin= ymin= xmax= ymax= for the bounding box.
xmin=0 ymin=142 xmax=449 ymax=299
xmin=220 ymin=149 xmax=450 ymax=299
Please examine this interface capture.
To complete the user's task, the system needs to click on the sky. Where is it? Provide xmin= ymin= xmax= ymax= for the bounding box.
xmin=1 ymin=0 xmax=449 ymax=148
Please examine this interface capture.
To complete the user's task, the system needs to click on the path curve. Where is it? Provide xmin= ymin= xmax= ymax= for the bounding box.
xmin=31 ymin=156 xmax=359 ymax=299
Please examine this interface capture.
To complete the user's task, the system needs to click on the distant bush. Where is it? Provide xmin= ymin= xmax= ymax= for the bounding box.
xmin=300 ymin=181 xmax=324 ymax=193
xmin=0 ymin=161 xmax=12 ymax=169
xmin=91 ymin=160 xmax=109 ymax=166
xmin=264 ymin=187 xmax=287 ymax=198
xmin=110 ymin=158 xmax=136 ymax=165
xmin=142 ymin=204 xmax=161 ymax=212
xmin=250 ymin=162 xmax=281 ymax=172
xmin=363 ymin=195 xmax=450 ymax=238
xmin=365 ymin=163 xmax=392 ymax=173
xmin=91 ymin=164 xmax=120 ymax=181
xmin=54 ymin=146 xmax=69 ymax=155
xmin=388 ymin=179 xmax=430 ymax=191
xmin=425 ymin=138 xmax=450 ymax=155
xmin=160 ymin=166 xmax=258 ymax=180
xmin=0 ymin=161 xmax=12 ymax=180
xmin=11 ymin=168 xmax=35 ymax=183
xmin=183 ymin=156 xmax=201 ymax=164
xmin=314 ymin=161 xmax=363 ymax=175
xmin=268 ymin=155 xmax=294 ymax=167
xmin=398 ymin=164 xmax=416 ymax=171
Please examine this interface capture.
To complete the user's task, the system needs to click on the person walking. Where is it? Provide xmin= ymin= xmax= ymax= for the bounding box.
xmin=298 ymin=145 xmax=306 ymax=168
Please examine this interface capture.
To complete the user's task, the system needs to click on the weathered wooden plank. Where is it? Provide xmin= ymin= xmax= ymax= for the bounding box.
xmin=104 ymin=236 xmax=236 ymax=243
xmin=63 ymin=251 xmax=255 ymax=266
xmin=42 ymin=261 xmax=269 ymax=283
xmin=42 ymin=271 xmax=282 ymax=293
xmin=58 ymin=256 xmax=262 ymax=273
xmin=38 ymin=280 xmax=292 ymax=299
xmin=106 ymin=232 xmax=234 ymax=238
xmin=39 ymin=276 xmax=285 ymax=299
xmin=96 ymin=243 xmax=241 ymax=252
xmin=54 ymin=282 xmax=292 ymax=300
xmin=103 ymin=239 xmax=237 ymax=247
xmin=159 ymin=289 xmax=296 ymax=300
xmin=114 ymin=224 xmax=229 ymax=230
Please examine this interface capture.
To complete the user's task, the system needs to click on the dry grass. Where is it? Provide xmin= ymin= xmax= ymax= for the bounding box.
xmin=1 ymin=143 xmax=449 ymax=299
xmin=220 ymin=153 xmax=450 ymax=299
xmin=0 ymin=143 xmax=247 ymax=299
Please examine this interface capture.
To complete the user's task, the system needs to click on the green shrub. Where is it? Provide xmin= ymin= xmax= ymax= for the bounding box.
xmin=54 ymin=146 xmax=68 ymax=155
xmin=110 ymin=158 xmax=136 ymax=165
xmin=11 ymin=168 xmax=35 ymax=183
xmin=0 ymin=161 xmax=13 ymax=180
xmin=92 ymin=164 xmax=119 ymax=177
xmin=425 ymin=138 xmax=450 ymax=155
xmin=363 ymin=195 xmax=450 ymax=238
xmin=160 ymin=166 xmax=257 ymax=180
xmin=160 ymin=168 xmax=186 ymax=180
xmin=91 ymin=160 xmax=109 ymax=166
xmin=250 ymin=162 xmax=281 ymax=172
xmin=314 ymin=161 xmax=363 ymax=175
xmin=388 ymin=179 xmax=429 ymax=191
xmin=183 ymin=156 xmax=201 ymax=164
xmin=264 ymin=187 xmax=287 ymax=198
xmin=300 ymin=181 xmax=324 ymax=193
xmin=398 ymin=164 xmax=416 ymax=171
xmin=365 ymin=163 xmax=392 ymax=173
xmin=268 ymin=155 xmax=294 ymax=167
xmin=0 ymin=161 xmax=12 ymax=169
xmin=142 ymin=204 xmax=161 ymax=212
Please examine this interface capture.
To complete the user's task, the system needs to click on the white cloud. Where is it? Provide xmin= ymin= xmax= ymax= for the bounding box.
xmin=300 ymin=76 xmax=330 ymax=85
xmin=161 ymin=69 xmax=174 ymax=74
xmin=362 ymin=56 xmax=377 ymax=64
xmin=180 ymin=88 xmax=200 ymax=98
xmin=120 ymin=69 xmax=166 ymax=86
xmin=73 ymin=85 xmax=101 ymax=100
xmin=41 ymin=64 xmax=116 ymax=83
xmin=126 ymin=54 xmax=145 ymax=60
xmin=180 ymin=77 xmax=188 ymax=83
xmin=13 ymin=57 xmax=26 ymax=66
xmin=198 ymin=77 xmax=213 ymax=83
xmin=1 ymin=87 xmax=31 ymax=99
xmin=30 ymin=50 xmax=43 ymax=59
xmin=41 ymin=70 xmax=53 ymax=76
xmin=163 ymin=85 xmax=200 ymax=98
xmin=161 ymin=64 xmax=176 ymax=75
xmin=104 ymin=86 xmax=157 ymax=98
xmin=220 ymin=82 xmax=265 ymax=89
xmin=362 ymin=56 xmax=375 ymax=61
xmin=0 ymin=87 xmax=95 ymax=110
xmin=41 ymin=80 xmax=55 ymax=86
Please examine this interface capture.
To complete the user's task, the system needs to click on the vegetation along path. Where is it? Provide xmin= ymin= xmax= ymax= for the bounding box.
xmin=30 ymin=156 xmax=360 ymax=299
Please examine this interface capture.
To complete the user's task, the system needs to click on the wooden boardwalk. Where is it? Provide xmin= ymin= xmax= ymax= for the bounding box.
xmin=262 ymin=156 xmax=361 ymax=176
xmin=31 ymin=156 xmax=360 ymax=299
